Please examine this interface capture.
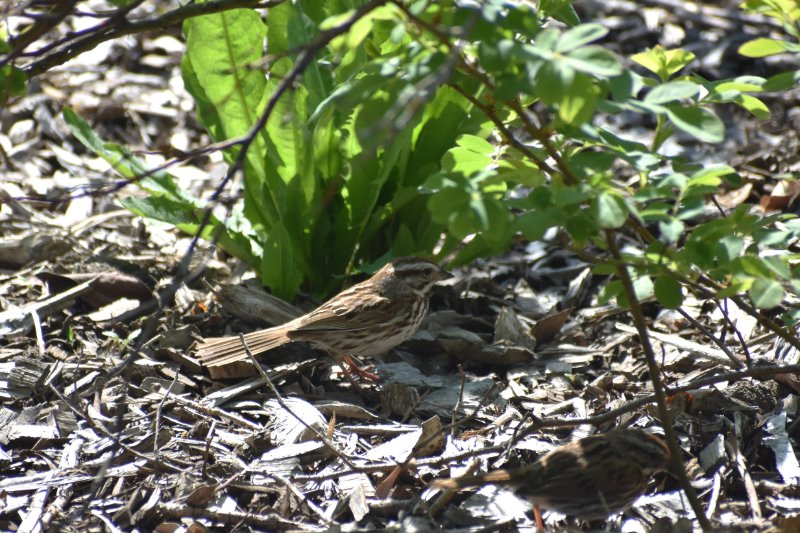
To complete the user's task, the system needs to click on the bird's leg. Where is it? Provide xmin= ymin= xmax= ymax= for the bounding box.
xmin=342 ymin=354 xmax=382 ymax=381
xmin=534 ymin=505 xmax=545 ymax=531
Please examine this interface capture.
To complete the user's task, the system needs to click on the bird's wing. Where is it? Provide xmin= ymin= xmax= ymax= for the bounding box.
xmin=291 ymin=285 xmax=397 ymax=333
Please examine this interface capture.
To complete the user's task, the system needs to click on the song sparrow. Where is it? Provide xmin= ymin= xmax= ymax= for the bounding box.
xmin=195 ymin=257 xmax=451 ymax=377
xmin=431 ymin=429 xmax=670 ymax=521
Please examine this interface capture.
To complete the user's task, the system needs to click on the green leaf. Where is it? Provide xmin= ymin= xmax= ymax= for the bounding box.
xmin=536 ymin=61 xmax=574 ymax=105
xmin=593 ymin=192 xmax=628 ymax=228
xmin=516 ymin=208 xmax=562 ymax=239
xmin=708 ymin=76 xmax=765 ymax=93
xmin=654 ymin=276 xmax=683 ymax=308
xmin=184 ymin=6 xmax=277 ymax=238
xmin=749 ymin=278 xmax=784 ymax=309
xmin=479 ymin=39 xmax=516 ymax=72
xmin=534 ymin=28 xmax=561 ymax=52
xmin=738 ymin=37 xmax=796 ymax=57
xmin=0 ymin=62 xmax=26 ymax=105
xmin=658 ymin=218 xmax=684 ymax=243
xmin=428 ymin=187 xmax=469 ymax=225
xmin=631 ymin=45 xmax=695 ymax=81
xmin=63 ymin=108 xmax=193 ymax=202
xmin=261 ymin=222 xmax=304 ymax=300
xmin=184 ymin=9 xmax=267 ymax=141
xmin=763 ymin=256 xmax=791 ymax=279
xmin=665 ymin=105 xmax=724 ymax=142
xmin=737 ymin=256 xmax=774 ymax=277
xmin=556 ymin=23 xmax=608 ymax=53
xmin=617 ymin=274 xmax=654 ymax=307
xmin=539 ymin=0 xmax=580 ymax=26
xmin=565 ymin=211 xmax=596 ymax=241
xmin=763 ymin=70 xmax=800 ymax=91
xmin=456 ymin=134 xmax=495 ymax=154
xmin=598 ymin=279 xmax=623 ymax=304
xmin=562 ymin=46 xmax=622 ymax=77
xmin=736 ymin=94 xmax=770 ymax=119
xmin=644 ymin=81 xmax=700 ymax=104
xmin=717 ymin=236 xmax=744 ymax=262
xmin=633 ymin=274 xmax=655 ymax=300
xmin=558 ymin=73 xmax=598 ymax=125
xmin=442 ymin=146 xmax=493 ymax=176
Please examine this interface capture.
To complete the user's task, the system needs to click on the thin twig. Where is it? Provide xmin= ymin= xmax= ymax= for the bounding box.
xmin=49 ymin=384 xmax=184 ymax=472
xmin=675 ymin=306 xmax=744 ymax=368
xmin=605 ymin=229 xmax=712 ymax=530
xmin=201 ymin=420 xmax=217 ymax=480
xmin=19 ymin=0 xmax=286 ymax=76
xmin=239 ymin=333 xmax=361 ymax=470
xmin=154 ymin=370 xmax=181 ymax=457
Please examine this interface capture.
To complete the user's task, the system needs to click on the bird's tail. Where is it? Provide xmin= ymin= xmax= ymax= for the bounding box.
xmin=430 ymin=469 xmax=515 ymax=491
xmin=195 ymin=326 xmax=292 ymax=369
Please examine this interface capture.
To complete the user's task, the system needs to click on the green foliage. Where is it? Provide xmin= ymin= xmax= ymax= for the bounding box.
xmin=0 ymin=35 xmax=26 ymax=105
xmin=64 ymin=0 xmax=800 ymax=316
xmin=63 ymin=108 xmax=256 ymax=264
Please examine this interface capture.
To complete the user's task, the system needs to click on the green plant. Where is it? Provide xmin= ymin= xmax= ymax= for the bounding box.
xmin=0 ymin=34 xmax=26 ymax=105
xmin=64 ymin=0 xmax=800 ymax=322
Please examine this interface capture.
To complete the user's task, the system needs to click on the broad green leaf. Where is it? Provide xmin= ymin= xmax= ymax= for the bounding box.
xmin=644 ymin=81 xmax=700 ymax=104
xmin=456 ymin=134 xmax=495 ymax=154
xmin=536 ymin=61 xmax=574 ymax=104
xmin=676 ymin=196 xmax=708 ymax=220
xmin=479 ymin=39 xmax=516 ymax=72
xmin=539 ymin=0 xmax=580 ymax=26
xmin=710 ymin=76 xmax=765 ymax=93
xmin=63 ymin=108 xmax=193 ymax=202
xmin=534 ymin=28 xmax=561 ymax=51
xmin=592 ymin=262 xmax=616 ymax=275
xmin=598 ymin=279 xmax=623 ymax=304
xmin=565 ymin=211 xmax=596 ymax=241
xmin=763 ymin=256 xmax=792 ymax=279
xmin=556 ymin=23 xmax=608 ymax=53
xmin=185 ymin=9 xmax=266 ymax=141
xmin=327 ymin=5 xmax=399 ymax=53
xmin=685 ymin=171 xmax=722 ymax=193
xmin=737 ymin=256 xmax=775 ymax=278
xmin=593 ymin=191 xmax=628 ymax=228
xmin=690 ymin=165 xmax=737 ymax=181
xmin=617 ymin=274 xmax=654 ymax=307
xmin=428 ymin=187 xmax=469 ymax=225
xmin=261 ymin=222 xmax=304 ymax=300
xmin=558 ymin=73 xmax=598 ymax=125
xmin=553 ymin=187 xmax=592 ymax=206
xmin=738 ymin=37 xmax=796 ymax=57
xmin=443 ymin=147 xmax=493 ymax=175
xmin=633 ymin=274 xmax=655 ymax=300
xmin=184 ymin=6 xmax=276 ymax=241
xmin=495 ymin=160 xmax=546 ymax=186
xmin=0 ymin=63 xmax=26 ymax=105
xmin=608 ymin=70 xmax=645 ymax=101
xmin=659 ymin=218 xmax=684 ymax=243
xmin=654 ymin=276 xmax=684 ymax=308
xmin=563 ymin=46 xmax=622 ymax=77
xmin=516 ymin=208 xmax=563 ymax=240
xmin=764 ymin=70 xmax=800 ymax=91
xmin=665 ymin=105 xmax=724 ymax=142
xmin=632 ymin=45 xmax=695 ymax=81
xmin=716 ymin=236 xmax=744 ymax=262
xmin=749 ymin=278 xmax=784 ymax=308
xmin=736 ymin=94 xmax=770 ymax=119
xmin=309 ymin=73 xmax=386 ymax=123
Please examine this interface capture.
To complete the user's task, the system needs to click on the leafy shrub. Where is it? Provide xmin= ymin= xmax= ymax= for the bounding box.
xmin=66 ymin=0 xmax=800 ymax=317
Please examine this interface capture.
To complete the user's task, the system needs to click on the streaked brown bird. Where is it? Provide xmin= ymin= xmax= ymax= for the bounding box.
xmin=195 ymin=256 xmax=451 ymax=379
xmin=431 ymin=429 xmax=670 ymax=523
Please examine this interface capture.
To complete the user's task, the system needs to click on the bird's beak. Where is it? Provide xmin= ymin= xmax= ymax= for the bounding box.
xmin=437 ymin=268 xmax=453 ymax=282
